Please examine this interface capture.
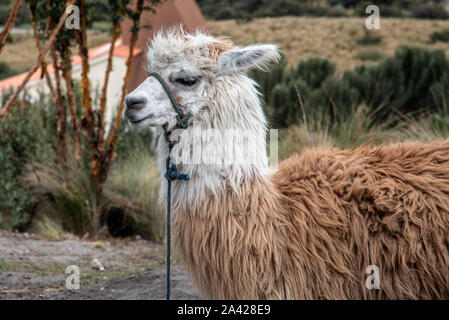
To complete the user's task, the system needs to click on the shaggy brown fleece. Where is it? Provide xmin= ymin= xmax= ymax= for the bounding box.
xmin=173 ymin=140 xmax=449 ymax=299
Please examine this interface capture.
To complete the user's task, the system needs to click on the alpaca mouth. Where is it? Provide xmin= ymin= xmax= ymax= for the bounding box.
xmin=129 ymin=114 xmax=153 ymax=124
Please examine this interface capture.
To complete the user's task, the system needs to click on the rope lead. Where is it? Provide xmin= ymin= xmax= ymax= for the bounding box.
xmin=164 ymin=145 xmax=189 ymax=300
xmin=148 ymin=72 xmax=191 ymax=300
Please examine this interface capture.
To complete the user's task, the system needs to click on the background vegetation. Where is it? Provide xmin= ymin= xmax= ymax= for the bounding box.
xmin=207 ymin=17 xmax=449 ymax=71
xmin=3 ymin=0 xmax=448 ymax=27
xmin=196 ymin=0 xmax=449 ymax=20
xmin=0 ymin=0 xmax=164 ymax=242
xmin=253 ymin=46 xmax=449 ymax=128
xmin=0 ymin=89 xmax=162 ymax=240
xmin=0 ymin=0 xmax=117 ymax=27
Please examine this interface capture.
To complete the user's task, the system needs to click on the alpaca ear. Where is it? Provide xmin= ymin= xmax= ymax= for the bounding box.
xmin=219 ymin=44 xmax=280 ymax=74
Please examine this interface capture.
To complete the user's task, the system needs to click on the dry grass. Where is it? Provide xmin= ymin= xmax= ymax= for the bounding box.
xmin=28 ymin=214 xmax=75 ymax=241
xmin=208 ymin=17 xmax=449 ymax=71
xmin=279 ymin=104 xmax=449 ymax=162
xmin=278 ymin=105 xmax=395 ymax=160
xmin=3 ymin=17 xmax=449 ymax=74
xmin=0 ymin=32 xmax=111 ymax=73
xmin=104 ymin=153 xmax=163 ymax=241
xmin=22 ymin=149 xmax=163 ymax=241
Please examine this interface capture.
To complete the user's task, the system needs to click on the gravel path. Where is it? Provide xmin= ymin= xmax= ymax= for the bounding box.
xmin=0 ymin=231 xmax=200 ymax=300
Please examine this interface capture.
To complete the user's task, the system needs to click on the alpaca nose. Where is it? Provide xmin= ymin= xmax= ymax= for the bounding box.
xmin=125 ymin=95 xmax=147 ymax=110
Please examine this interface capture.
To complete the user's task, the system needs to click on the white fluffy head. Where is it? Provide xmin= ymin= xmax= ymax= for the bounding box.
xmin=123 ymin=27 xmax=280 ymax=129
xmin=124 ymin=27 xmax=280 ymax=206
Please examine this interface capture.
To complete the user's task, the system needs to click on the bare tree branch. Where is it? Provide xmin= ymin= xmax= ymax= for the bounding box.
xmin=27 ymin=0 xmax=55 ymax=96
xmin=51 ymin=45 xmax=67 ymax=162
xmin=0 ymin=0 xmax=75 ymax=119
xmin=61 ymin=50 xmax=81 ymax=158
xmin=74 ymin=0 xmax=95 ymax=142
xmin=0 ymin=0 xmax=23 ymax=55
xmin=102 ymin=0 xmax=145 ymax=184
xmin=96 ymin=22 xmax=122 ymax=156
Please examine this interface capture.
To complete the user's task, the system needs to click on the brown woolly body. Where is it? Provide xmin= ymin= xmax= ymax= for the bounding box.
xmin=173 ymin=140 xmax=449 ymax=299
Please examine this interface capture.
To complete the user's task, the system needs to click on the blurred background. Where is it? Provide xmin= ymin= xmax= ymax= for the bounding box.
xmin=0 ymin=0 xmax=449 ymax=297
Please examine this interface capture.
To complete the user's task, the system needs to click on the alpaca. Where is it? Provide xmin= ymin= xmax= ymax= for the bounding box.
xmin=124 ymin=28 xmax=449 ymax=299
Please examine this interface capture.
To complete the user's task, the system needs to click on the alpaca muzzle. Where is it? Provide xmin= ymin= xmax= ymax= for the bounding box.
xmin=125 ymin=95 xmax=147 ymax=110
xmin=124 ymin=95 xmax=151 ymax=123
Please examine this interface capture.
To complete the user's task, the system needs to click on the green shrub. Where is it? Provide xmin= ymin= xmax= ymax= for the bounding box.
xmin=214 ymin=5 xmax=237 ymax=20
xmin=86 ymin=0 xmax=112 ymax=26
xmin=269 ymin=80 xmax=304 ymax=127
xmin=354 ymin=50 xmax=385 ymax=61
xmin=197 ymin=0 xmax=448 ymax=20
xmin=430 ymin=30 xmax=449 ymax=43
xmin=0 ymin=2 xmax=30 ymax=26
xmin=0 ymin=87 xmax=162 ymax=240
xmin=14 ymin=106 xmax=161 ymax=240
xmin=250 ymin=55 xmax=287 ymax=103
xmin=23 ymin=140 xmax=163 ymax=241
xmin=114 ymin=121 xmax=155 ymax=163
xmin=254 ymin=46 xmax=449 ymax=129
xmin=197 ymin=0 xmax=348 ymax=20
xmin=294 ymin=58 xmax=336 ymax=89
xmin=356 ymin=30 xmax=382 ymax=46
xmin=91 ymin=21 xmax=112 ymax=34
xmin=0 ymin=103 xmax=53 ymax=230
xmin=23 ymin=155 xmax=102 ymax=236
xmin=253 ymin=57 xmax=337 ymax=127
xmin=378 ymin=5 xmax=406 ymax=17
xmin=0 ymin=61 xmax=19 ymax=80
xmin=349 ymin=46 xmax=449 ymax=121
xmin=412 ymin=3 xmax=449 ymax=20
xmin=354 ymin=1 xmax=406 ymax=17
xmin=104 ymin=152 xmax=163 ymax=241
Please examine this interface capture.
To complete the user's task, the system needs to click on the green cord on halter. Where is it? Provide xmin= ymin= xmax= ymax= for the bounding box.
xmin=147 ymin=72 xmax=192 ymax=139
xmin=148 ymin=72 xmax=190 ymax=300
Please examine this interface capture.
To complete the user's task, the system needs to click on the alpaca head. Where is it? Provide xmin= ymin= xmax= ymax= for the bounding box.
xmin=124 ymin=27 xmax=280 ymax=129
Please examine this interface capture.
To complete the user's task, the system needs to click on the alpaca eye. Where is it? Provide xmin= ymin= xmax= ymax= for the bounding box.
xmin=176 ymin=77 xmax=198 ymax=87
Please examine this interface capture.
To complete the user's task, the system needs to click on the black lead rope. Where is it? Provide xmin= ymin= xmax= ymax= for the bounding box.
xmin=147 ymin=72 xmax=191 ymax=300
xmin=164 ymin=142 xmax=189 ymax=300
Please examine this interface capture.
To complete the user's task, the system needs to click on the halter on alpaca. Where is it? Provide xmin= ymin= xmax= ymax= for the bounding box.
xmin=147 ymin=72 xmax=191 ymax=142
xmin=147 ymin=72 xmax=190 ymax=300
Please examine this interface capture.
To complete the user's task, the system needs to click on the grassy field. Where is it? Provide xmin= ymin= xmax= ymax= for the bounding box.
xmin=208 ymin=17 xmax=449 ymax=71
xmin=2 ymin=17 xmax=449 ymax=75
xmin=0 ymin=32 xmax=111 ymax=74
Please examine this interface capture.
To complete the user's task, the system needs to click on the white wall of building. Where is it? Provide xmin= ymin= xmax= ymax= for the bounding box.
xmin=18 ymin=54 xmax=127 ymax=130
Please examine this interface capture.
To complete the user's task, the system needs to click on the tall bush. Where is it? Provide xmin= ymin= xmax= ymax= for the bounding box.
xmin=0 ymin=102 xmax=53 ymax=229
xmin=254 ymin=46 xmax=449 ymax=128
xmin=196 ymin=0 xmax=449 ymax=20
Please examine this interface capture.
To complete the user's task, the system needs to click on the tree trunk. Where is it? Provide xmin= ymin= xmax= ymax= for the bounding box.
xmin=101 ymin=0 xmax=145 ymax=184
xmin=0 ymin=0 xmax=75 ymax=119
xmin=51 ymin=46 xmax=67 ymax=162
xmin=0 ymin=0 xmax=22 ymax=55
xmin=60 ymin=50 xmax=82 ymax=158
xmin=74 ymin=0 xmax=95 ymax=145
xmin=27 ymin=0 xmax=55 ymax=96
xmin=92 ymin=21 xmax=122 ymax=184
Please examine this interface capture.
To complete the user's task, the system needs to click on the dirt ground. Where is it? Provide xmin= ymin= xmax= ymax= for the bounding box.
xmin=0 ymin=230 xmax=201 ymax=300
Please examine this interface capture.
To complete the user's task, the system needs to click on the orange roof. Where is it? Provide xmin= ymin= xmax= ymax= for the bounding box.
xmin=113 ymin=44 xmax=142 ymax=58
xmin=0 ymin=39 xmax=142 ymax=90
